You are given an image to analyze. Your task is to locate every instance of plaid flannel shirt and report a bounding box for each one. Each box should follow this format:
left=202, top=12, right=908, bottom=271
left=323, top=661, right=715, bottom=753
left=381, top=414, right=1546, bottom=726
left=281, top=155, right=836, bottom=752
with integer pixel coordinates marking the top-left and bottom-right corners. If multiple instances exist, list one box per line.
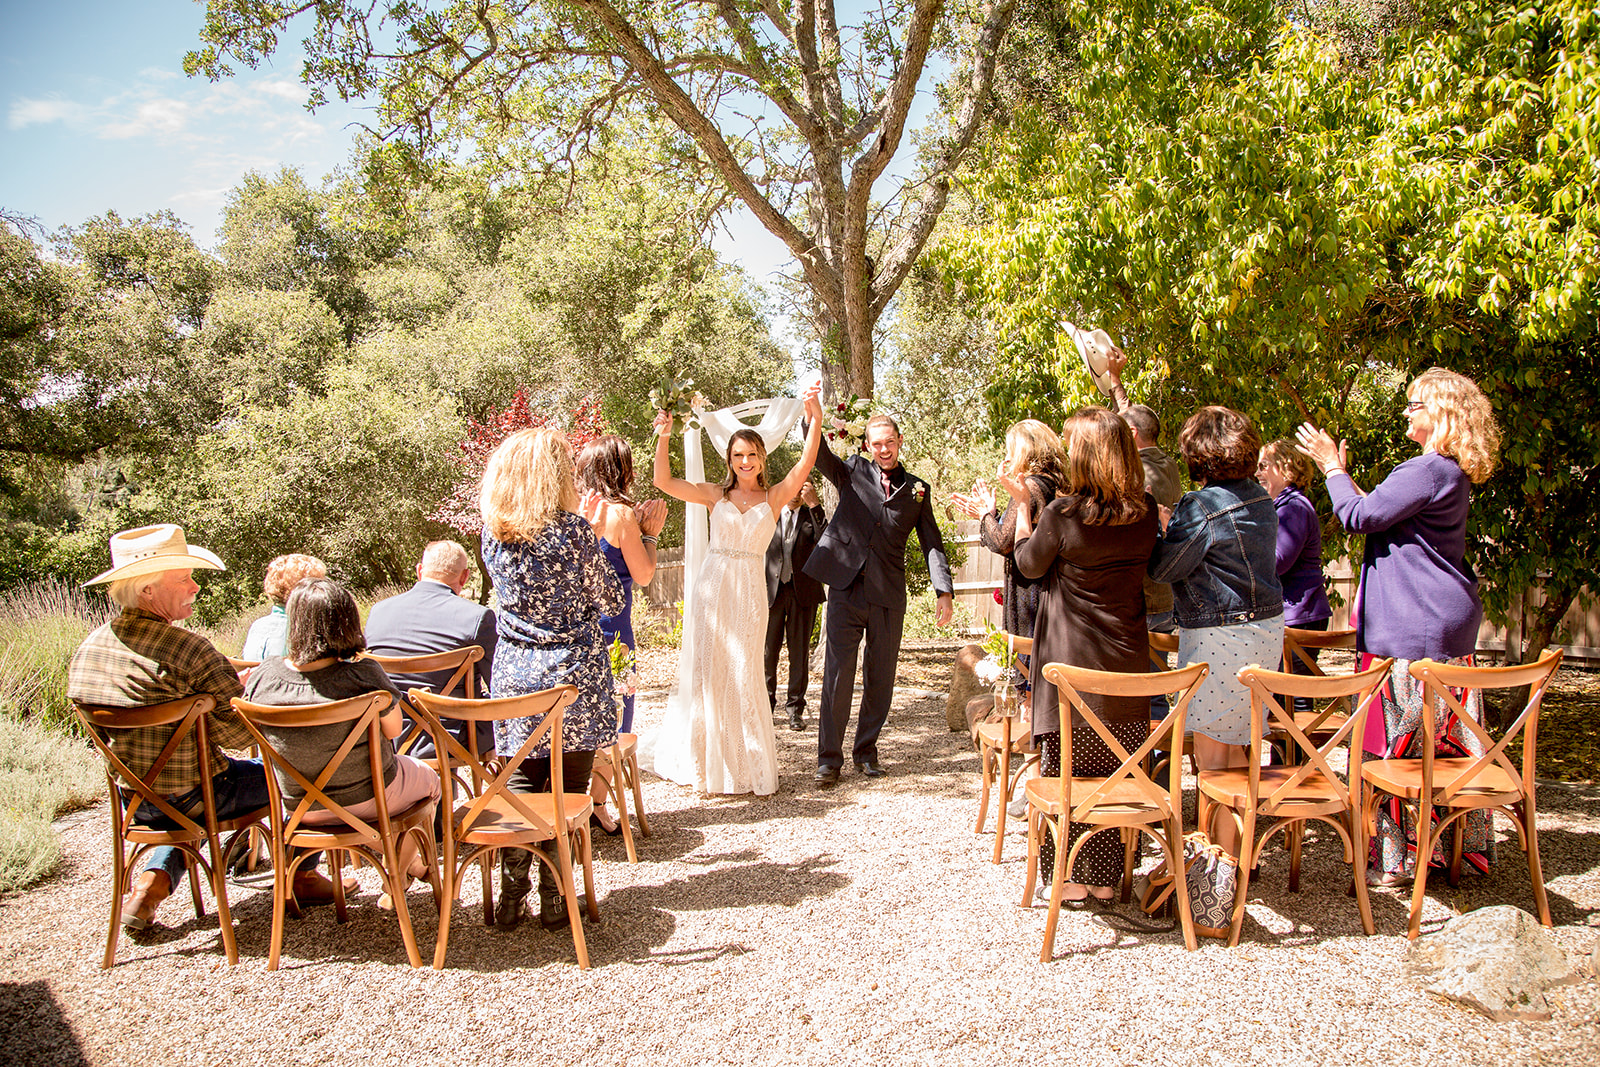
left=68, top=608, right=248, bottom=794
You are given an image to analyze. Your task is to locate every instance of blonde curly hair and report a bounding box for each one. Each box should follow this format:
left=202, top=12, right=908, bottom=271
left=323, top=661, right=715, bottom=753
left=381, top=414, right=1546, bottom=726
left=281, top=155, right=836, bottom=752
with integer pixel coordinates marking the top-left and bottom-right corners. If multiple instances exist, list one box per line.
left=479, top=426, right=578, bottom=543
left=1410, top=368, right=1499, bottom=484
left=262, top=554, right=327, bottom=605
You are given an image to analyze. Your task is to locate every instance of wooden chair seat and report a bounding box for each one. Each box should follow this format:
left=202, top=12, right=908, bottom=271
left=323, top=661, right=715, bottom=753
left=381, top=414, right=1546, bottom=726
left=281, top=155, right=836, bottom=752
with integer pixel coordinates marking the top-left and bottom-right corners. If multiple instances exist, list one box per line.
left=1024, top=775, right=1164, bottom=817
left=1198, top=767, right=1349, bottom=814
left=281, top=797, right=438, bottom=850
left=448, top=791, right=592, bottom=845
left=1360, top=757, right=1522, bottom=803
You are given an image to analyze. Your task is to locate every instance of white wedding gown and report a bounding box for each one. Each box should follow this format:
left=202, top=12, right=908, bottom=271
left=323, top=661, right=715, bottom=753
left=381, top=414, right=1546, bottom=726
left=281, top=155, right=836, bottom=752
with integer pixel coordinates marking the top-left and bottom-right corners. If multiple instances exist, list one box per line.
left=646, top=499, right=780, bottom=795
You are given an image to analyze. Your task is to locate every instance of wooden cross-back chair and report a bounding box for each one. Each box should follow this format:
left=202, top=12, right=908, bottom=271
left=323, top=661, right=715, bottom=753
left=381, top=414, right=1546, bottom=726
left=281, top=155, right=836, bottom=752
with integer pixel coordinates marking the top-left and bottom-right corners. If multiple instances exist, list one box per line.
left=1360, top=649, right=1563, bottom=939
left=1273, top=628, right=1359, bottom=761
left=973, top=634, right=1035, bottom=863
left=1197, top=659, right=1393, bottom=946
left=1144, top=630, right=1195, bottom=780
left=74, top=695, right=268, bottom=969
left=230, top=692, right=442, bottom=970
left=362, top=646, right=485, bottom=756
left=405, top=685, right=598, bottom=970
left=1025, top=661, right=1210, bottom=960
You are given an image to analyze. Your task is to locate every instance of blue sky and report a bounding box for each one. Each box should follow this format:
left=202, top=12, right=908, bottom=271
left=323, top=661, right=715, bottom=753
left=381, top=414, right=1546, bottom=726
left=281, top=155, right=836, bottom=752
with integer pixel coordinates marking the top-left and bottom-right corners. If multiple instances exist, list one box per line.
left=1, top=0, right=371, bottom=248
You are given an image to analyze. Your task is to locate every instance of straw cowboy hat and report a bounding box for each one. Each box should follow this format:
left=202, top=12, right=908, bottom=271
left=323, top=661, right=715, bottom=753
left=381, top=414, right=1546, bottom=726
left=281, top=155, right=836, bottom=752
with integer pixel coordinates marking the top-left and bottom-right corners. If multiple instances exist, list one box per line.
left=1061, top=320, right=1122, bottom=397
left=84, top=524, right=226, bottom=586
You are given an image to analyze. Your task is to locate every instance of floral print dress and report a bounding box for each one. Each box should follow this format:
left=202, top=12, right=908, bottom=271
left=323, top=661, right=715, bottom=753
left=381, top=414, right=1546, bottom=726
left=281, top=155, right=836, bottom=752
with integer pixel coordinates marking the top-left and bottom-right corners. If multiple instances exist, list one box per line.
left=482, top=512, right=623, bottom=760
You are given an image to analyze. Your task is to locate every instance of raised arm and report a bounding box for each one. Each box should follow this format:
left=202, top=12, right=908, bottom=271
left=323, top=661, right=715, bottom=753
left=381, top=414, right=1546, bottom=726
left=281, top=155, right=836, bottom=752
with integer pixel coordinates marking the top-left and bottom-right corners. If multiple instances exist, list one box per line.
left=652, top=411, right=721, bottom=508
left=768, top=386, right=824, bottom=510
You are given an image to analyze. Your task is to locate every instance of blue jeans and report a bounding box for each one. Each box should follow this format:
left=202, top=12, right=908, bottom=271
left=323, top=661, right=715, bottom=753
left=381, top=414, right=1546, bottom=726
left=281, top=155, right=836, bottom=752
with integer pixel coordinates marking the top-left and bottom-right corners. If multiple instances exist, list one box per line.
left=1146, top=611, right=1175, bottom=719
left=130, top=755, right=280, bottom=888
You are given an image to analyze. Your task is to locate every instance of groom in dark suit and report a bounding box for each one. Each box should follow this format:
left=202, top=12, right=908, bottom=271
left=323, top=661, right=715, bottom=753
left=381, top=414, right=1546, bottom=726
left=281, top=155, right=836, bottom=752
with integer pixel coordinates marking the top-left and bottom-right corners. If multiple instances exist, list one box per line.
left=805, top=414, right=953, bottom=785
left=765, top=479, right=828, bottom=732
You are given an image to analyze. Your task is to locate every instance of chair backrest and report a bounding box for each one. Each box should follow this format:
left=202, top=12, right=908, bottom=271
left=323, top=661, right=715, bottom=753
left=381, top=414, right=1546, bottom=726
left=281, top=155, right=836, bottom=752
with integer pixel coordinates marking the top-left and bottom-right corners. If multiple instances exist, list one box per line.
left=226, top=656, right=260, bottom=672
left=1003, top=633, right=1034, bottom=658
left=363, top=645, right=483, bottom=700
left=1407, top=649, right=1564, bottom=802
left=1039, top=661, right=1208, bottom=825
left=1237, top=658, right=1394, bottom=809
left=1281, top=627, right=1356, bottom=675
left=404, top=686, right=581, bottom=841
left=1148, top=630, right=1179, bottom=657
left=231, top=692, right=397, bottom=844
left=74, top=695, right=223, bottom=840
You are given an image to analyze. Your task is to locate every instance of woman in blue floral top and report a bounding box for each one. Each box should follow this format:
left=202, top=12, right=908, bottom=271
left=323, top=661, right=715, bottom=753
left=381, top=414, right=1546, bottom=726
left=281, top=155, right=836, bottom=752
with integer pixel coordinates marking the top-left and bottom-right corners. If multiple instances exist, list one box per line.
left=479, top=425, right=623, bottom=932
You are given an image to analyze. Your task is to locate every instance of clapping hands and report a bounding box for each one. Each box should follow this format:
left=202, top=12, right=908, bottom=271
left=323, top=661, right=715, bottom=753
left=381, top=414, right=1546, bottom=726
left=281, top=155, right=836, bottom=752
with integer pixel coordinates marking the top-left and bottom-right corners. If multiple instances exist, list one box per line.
left=634, top=498, right=667, bottom=536
left=1294, top=422, right=1347, bottom=475
left=950, top=479, right=997, bottom=520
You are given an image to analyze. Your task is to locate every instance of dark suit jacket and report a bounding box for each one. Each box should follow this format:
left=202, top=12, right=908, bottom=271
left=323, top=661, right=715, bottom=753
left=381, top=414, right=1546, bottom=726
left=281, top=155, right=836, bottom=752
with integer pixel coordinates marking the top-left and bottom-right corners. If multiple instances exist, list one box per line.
left=364, top=580, right=497, bottom=699
left=766, top=503, right=828, bottom=608
left=803, top=441, right=953, bottom=611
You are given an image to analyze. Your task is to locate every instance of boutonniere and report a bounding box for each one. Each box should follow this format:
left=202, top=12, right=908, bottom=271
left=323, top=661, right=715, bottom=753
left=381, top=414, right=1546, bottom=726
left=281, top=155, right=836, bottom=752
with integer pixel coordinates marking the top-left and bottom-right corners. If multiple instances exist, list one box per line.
left=913, top=482, right=927, bottom=503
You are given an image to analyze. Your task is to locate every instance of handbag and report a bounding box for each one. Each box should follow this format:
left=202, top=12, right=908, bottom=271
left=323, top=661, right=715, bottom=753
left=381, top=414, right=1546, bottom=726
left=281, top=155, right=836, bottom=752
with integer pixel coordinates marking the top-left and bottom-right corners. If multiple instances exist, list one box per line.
left=1181, top=831, right=1239, bottom=939
left=1135, top=831, right=1238, bottom=939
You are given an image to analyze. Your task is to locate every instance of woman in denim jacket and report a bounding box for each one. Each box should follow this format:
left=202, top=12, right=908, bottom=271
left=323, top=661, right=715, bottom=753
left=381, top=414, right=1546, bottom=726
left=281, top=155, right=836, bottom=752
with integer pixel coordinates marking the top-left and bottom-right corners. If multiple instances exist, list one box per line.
left=1150, top=407, right=1284, bottom=855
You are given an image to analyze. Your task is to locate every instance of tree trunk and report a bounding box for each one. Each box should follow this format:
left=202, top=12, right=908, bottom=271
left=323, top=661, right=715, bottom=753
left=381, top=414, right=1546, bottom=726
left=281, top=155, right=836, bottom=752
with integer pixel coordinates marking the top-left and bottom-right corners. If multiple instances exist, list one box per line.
left=1487, top=585, right=1574, bottom=733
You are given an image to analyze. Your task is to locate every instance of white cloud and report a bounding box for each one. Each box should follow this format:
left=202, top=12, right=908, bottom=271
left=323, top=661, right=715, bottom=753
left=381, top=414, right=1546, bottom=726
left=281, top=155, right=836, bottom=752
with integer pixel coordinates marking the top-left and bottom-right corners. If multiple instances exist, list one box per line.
left=7, top=97, right=87, bottom=129
left=101, top=98, right=192, bottom=139
left=255, top=78, right=307, bottom=102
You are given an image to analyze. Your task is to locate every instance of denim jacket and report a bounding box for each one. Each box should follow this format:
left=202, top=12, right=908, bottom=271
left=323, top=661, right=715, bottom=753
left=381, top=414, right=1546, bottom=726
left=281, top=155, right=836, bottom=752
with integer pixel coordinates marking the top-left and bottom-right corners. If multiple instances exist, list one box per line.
left=1149, top=478, right=1284, bottom=629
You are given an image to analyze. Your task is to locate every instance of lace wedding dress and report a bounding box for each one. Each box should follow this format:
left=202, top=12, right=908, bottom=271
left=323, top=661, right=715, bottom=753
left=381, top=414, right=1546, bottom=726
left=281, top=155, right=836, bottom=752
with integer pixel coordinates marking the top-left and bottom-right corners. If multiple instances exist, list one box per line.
left=645, top=498, right=780, bottom=795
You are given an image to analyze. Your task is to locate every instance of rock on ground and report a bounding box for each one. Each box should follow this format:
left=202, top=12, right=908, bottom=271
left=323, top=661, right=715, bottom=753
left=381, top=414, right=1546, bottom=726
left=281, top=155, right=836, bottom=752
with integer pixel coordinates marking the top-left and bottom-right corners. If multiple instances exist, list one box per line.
left=1404, top=905, right=1582, bottom=1020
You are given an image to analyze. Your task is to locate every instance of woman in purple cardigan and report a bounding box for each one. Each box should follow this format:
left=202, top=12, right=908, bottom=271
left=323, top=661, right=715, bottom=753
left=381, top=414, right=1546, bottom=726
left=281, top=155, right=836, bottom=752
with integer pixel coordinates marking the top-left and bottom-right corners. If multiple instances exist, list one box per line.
left=1258, top=440, right=1331, bottom=713
left=1296, top=367, right=1500, bottom=885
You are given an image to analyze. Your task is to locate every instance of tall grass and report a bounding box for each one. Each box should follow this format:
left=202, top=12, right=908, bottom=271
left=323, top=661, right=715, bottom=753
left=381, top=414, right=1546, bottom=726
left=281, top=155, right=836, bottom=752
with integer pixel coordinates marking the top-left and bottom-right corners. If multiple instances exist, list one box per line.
left=0, top=716, right=103, bottom=893
left=0, top=580, right=116, bottom=734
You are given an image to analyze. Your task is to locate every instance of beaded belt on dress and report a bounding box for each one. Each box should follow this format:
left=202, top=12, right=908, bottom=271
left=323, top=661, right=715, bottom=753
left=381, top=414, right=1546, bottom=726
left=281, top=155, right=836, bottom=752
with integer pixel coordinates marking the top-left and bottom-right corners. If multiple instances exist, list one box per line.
left=708, top=547, right=760, bottom=560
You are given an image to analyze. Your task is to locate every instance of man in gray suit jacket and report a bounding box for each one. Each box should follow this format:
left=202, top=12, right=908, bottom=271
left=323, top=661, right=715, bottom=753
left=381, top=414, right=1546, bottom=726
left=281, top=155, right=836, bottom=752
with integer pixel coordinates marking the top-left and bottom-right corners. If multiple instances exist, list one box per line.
left=365, top=540, right=497, bottom=755
left=805, top=414, right=953, bottom=785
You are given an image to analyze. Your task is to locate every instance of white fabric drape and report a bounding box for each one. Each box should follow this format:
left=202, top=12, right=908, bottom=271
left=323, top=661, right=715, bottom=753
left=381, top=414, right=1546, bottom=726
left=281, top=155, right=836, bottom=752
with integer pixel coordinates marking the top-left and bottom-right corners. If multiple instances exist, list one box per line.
left=678, top=396, right=806, bottom=626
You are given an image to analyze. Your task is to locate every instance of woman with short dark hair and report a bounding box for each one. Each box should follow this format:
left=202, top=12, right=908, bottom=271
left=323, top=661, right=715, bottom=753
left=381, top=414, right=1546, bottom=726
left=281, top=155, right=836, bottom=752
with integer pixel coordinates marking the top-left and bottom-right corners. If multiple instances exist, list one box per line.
left=1150, top=406, right=1284, bottom=856
left=243, top=578, right=441, bottom=907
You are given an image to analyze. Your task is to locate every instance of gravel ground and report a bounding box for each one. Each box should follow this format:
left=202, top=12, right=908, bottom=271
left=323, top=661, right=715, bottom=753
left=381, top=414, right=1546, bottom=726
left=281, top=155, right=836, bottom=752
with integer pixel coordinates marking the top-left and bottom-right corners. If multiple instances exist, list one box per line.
left=3, top=647, right=1598, bottom=1067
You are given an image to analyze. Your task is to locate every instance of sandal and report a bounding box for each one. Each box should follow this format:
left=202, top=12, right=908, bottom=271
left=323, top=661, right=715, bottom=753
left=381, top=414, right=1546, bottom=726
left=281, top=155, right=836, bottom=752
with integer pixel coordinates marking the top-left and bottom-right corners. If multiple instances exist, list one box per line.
left=590, top=811, right=623, bottom=838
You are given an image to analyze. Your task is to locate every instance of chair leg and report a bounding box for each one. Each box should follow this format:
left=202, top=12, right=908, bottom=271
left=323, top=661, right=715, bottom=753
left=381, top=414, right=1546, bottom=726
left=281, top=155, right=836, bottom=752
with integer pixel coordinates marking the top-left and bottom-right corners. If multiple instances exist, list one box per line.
left=1167, top=822, right=1198, bottom=951
left=1522, top=801, right=1554, bottom=927
left=626, top=753, right=651, bottom=837
left=975, top=744, right=995, bottom=835
left=1019, top=808, right=1041, bottom=907
left=268, top=839, right=290, bottom=972
left=610, top=748, right=639, bottom=864
left=1039, top=818, right=1069, bottom=963
left=433, top=856, right=462, bottom=970
left=482, top=849, right=495, bottom=927
left=186, top=851, right=205, bottom=917
left=102, top=840, right=129, bottom=970
left=1347, top=809, right=1376, bottom=936
left=992, top=744, right=1013, bottom=863
left=1447, top=809, right=1464, bottom=887
left=207, top=836, right=241, bottom=966
left=1228, top=811, right=1257, bottom=948
left=1407, top=801, right=1432, bottom=940
left=1120, top=829, right=1136, bottom=904
left=1288, top=821, right=1303, bottom=893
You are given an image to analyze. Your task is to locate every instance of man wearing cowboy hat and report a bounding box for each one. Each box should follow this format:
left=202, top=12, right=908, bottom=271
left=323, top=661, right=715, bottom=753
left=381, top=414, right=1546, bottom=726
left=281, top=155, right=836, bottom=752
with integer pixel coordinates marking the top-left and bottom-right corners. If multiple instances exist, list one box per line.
left=68, top=524, right=349, bottom=930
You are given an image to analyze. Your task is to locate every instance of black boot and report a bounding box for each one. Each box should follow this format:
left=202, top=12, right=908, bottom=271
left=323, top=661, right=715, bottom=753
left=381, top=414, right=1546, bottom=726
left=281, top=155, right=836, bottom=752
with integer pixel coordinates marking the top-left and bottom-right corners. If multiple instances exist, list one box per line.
left=538, top=852, right=572, bottom=930
left=495, top=849, right=532, bottom=930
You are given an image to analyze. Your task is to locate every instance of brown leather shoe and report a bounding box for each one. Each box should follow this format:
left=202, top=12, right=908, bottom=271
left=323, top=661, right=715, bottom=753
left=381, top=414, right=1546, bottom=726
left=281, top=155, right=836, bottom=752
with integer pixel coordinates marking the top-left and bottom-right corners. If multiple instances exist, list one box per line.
left=122, top=870, right=173, bottom=930
left=291, top=870, right=360, bottom=907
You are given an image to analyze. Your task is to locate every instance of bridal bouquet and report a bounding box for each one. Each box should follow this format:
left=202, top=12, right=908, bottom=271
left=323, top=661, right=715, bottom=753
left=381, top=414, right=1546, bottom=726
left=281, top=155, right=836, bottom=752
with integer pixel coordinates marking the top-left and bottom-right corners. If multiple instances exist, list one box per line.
left=826, top=394, right=873, bottom=452
left=649, top=375, right=707, bottom=435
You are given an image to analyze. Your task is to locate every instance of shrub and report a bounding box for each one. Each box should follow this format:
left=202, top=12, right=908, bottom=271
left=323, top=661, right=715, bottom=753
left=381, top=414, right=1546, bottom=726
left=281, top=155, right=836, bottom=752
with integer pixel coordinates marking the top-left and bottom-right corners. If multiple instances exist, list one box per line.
left=0, top=715, right=104, bottom=894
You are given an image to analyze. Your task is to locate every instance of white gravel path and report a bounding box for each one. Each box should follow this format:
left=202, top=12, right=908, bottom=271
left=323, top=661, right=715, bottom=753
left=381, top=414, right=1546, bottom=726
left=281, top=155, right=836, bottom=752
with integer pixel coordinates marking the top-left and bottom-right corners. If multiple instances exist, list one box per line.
left=2, top=679, right=1597, bottom=1067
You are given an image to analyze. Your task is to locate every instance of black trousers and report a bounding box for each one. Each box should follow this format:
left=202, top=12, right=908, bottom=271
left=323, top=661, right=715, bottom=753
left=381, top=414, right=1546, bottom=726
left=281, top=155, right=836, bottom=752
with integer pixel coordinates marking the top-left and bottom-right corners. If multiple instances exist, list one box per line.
left=499, top=749, right=596, bottom=896
left=1286, top=616, right=1329, bottom=718
left=816, top=577, right=904, bottom=769
left=764, top=582, right=819, bottom=714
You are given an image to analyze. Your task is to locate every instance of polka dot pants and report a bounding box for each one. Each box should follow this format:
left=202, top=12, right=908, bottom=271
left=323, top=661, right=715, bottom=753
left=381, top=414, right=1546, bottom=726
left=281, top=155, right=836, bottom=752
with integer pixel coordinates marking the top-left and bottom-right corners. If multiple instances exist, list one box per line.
left=1037, top=719, right=1149, bottom=889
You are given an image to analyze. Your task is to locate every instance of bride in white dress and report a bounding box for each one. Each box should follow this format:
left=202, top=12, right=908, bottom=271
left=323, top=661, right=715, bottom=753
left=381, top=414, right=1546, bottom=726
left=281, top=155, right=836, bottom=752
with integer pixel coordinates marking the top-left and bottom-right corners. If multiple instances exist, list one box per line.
left=647, top=384, right=823, bottom=795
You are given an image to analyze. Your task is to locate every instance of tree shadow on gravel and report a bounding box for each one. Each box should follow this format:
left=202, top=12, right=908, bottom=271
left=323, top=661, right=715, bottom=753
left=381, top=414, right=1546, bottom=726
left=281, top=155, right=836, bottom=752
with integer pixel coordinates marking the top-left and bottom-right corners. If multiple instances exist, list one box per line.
left=0, top=981, right=88, bottom=1067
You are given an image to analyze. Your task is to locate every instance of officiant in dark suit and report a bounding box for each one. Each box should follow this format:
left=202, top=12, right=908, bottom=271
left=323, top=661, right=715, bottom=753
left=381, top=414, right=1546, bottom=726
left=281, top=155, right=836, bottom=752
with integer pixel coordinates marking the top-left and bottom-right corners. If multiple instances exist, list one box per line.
left=805, top=414, right=953, bottom=785
left=765, top=479, right=828, bottom=732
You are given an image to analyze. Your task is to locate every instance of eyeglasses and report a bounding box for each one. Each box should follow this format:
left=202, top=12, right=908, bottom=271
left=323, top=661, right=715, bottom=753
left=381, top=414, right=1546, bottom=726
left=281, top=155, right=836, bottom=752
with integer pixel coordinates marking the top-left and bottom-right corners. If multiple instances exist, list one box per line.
left=1403, top=400, right=1424, bottom=413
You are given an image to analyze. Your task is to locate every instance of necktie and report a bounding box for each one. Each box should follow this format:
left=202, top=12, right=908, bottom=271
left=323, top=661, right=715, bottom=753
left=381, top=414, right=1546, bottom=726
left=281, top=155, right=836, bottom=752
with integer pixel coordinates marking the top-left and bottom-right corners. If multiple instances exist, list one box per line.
left=881, top=467, right=893, bottom=500
left=779, top=510, right=795, bottom=584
